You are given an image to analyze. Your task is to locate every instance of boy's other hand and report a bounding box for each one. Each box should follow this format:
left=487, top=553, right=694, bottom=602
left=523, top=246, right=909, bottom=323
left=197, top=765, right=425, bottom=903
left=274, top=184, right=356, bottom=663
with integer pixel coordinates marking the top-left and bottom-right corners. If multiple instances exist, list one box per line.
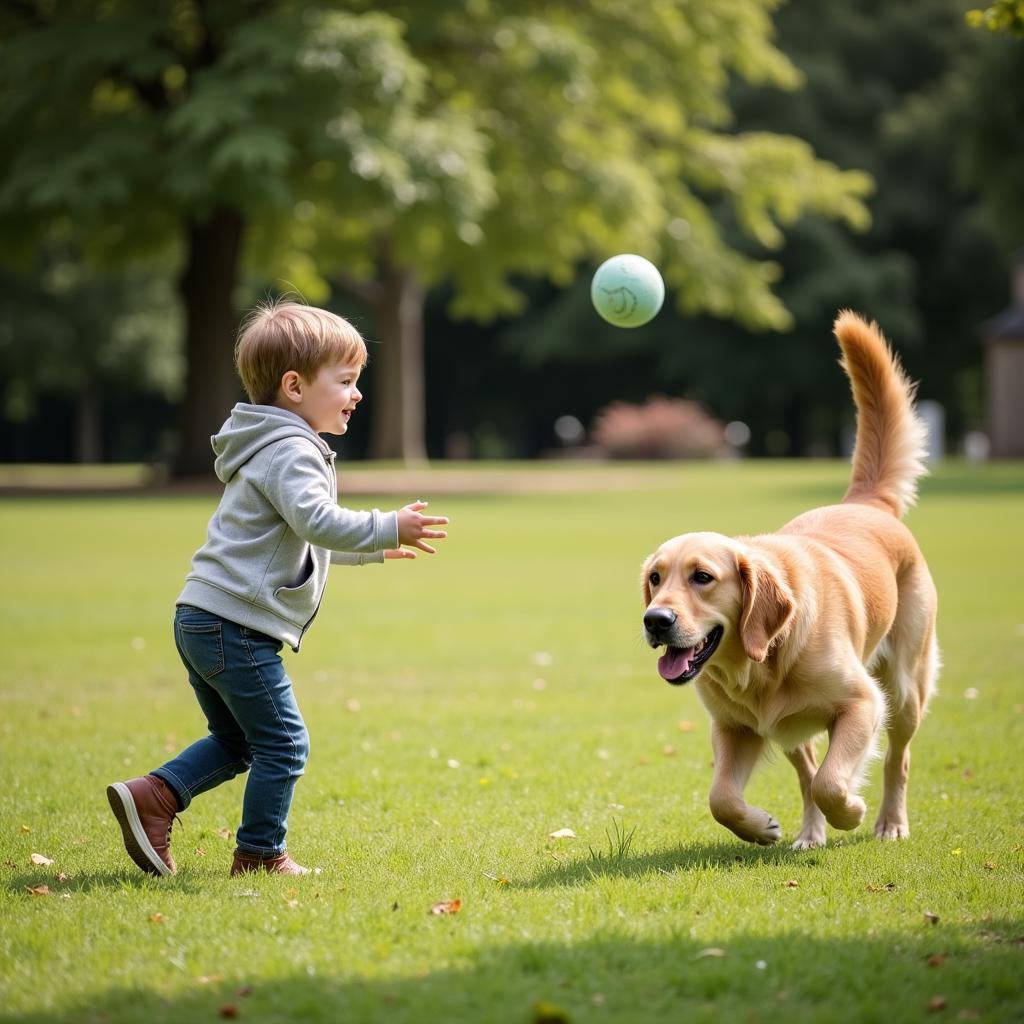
left=384, top=548, right=417, bottom=560
left=396, top=500, right=449, bottom=554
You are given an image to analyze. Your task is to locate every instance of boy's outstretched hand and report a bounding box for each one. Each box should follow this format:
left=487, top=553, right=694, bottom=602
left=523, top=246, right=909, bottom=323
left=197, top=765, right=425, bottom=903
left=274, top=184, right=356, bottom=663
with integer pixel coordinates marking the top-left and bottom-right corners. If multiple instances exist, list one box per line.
left=391, top=500, right=449, bottom=558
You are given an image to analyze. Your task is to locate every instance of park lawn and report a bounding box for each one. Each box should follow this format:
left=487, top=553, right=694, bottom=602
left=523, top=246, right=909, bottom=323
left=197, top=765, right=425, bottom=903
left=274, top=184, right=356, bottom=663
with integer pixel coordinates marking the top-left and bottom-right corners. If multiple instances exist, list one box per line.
left=1, top=460, right=1022, bottom=1024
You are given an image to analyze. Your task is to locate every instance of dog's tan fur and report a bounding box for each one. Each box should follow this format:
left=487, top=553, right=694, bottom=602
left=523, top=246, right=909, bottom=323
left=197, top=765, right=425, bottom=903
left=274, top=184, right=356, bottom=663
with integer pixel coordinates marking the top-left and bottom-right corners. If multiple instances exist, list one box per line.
left=641, top=311, right=938, bottom=848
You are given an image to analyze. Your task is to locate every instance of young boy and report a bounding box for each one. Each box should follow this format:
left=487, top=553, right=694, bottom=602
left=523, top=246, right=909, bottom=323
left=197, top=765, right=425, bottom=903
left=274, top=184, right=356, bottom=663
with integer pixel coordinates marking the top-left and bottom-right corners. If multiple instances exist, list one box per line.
left=107, top=300, right=448, bottom=877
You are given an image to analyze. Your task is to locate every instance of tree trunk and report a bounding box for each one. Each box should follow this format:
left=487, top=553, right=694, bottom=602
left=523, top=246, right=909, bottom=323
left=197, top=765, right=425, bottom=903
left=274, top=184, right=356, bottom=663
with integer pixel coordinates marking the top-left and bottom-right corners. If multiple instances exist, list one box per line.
left=175, top=208, right=245, bottom=477
left=75, top=375, right=102, bottom=464
left=368, top=252, right=428, bottom=464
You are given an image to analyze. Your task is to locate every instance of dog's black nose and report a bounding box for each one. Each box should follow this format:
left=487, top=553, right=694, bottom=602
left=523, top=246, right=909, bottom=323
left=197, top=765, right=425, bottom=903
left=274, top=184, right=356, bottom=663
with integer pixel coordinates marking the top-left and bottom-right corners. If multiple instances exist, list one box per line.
left=644, top=607, right=677, bottom=634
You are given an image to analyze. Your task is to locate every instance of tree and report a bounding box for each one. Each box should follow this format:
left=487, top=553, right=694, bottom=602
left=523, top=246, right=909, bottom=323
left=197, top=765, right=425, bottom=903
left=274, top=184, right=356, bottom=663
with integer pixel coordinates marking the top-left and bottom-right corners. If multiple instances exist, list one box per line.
left=0, top=2, right=437, bottom=472
left=269, top=0, right=872, bottom=460
left=420, top=0, right=1017, bottom=459
left=0, top=252, right=180, bottom=463
left=0, top=1, right=871, bottom=469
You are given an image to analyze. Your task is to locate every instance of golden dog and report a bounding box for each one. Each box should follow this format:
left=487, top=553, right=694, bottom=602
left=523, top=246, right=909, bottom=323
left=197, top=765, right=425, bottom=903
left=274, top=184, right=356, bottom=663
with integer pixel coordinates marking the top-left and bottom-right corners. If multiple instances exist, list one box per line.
left=641, top=311, right=938, bottom=849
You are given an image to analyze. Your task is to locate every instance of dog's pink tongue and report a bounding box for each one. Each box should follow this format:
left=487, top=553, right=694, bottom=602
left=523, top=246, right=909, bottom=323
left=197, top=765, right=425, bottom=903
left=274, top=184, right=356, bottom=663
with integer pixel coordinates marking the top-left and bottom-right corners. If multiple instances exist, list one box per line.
left=658, top=645, right=695, bottom=681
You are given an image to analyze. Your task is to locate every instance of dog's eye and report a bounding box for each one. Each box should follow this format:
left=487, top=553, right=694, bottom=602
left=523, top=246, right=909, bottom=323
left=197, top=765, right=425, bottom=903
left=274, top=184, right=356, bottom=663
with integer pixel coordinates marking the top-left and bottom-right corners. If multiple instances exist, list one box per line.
left=649, top=571, right=661, bottom=587
left=691, top=570, right=714, bottom=585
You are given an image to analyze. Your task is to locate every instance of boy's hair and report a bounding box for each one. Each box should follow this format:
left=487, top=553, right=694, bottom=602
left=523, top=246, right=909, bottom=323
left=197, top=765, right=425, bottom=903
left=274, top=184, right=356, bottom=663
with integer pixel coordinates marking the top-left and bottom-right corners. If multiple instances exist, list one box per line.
left=235, top=299, right=368, bottom=405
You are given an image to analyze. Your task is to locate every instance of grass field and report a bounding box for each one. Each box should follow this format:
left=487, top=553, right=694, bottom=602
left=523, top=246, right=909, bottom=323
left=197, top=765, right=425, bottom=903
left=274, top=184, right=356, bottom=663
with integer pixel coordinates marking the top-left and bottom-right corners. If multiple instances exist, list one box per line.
left=2, top=460, right=1022, bottom=1024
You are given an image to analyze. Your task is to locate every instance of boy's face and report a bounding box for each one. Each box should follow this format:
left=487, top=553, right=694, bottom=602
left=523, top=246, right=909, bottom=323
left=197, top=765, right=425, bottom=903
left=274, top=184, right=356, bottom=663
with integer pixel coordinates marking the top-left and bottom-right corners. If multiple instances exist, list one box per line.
left=287, top=360, right=363, bottom=435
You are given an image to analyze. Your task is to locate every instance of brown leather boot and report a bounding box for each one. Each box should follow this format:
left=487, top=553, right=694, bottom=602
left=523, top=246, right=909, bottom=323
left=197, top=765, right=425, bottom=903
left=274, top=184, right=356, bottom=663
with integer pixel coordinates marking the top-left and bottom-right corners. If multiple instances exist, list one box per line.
left=230, top=849, right=309, bottom=876
left=106, top=774, right=180, bottom=877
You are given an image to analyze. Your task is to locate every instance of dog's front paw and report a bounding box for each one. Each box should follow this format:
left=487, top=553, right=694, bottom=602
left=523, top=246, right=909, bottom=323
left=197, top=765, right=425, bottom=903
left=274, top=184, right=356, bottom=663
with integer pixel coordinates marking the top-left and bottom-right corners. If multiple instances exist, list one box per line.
left=814, top=788, right=866, bottom=831
left=744, top=809, right=782, bottom=846
left=792, top=827, right=827, bottom=850
left=874, top=816, right=909, bottom=841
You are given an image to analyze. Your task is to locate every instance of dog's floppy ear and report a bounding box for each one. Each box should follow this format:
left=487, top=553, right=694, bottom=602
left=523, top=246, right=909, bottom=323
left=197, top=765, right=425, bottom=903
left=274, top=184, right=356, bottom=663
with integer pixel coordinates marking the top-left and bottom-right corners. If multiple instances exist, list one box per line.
left=640, top=556, right=654, bottom=607
left=736, top=553, right=795, bottom=662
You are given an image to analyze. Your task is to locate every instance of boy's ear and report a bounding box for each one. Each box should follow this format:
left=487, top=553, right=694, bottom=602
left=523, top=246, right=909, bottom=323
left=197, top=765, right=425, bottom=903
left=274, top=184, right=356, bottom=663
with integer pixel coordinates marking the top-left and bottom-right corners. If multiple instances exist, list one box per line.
left=279, top=370, right=302, bottom=402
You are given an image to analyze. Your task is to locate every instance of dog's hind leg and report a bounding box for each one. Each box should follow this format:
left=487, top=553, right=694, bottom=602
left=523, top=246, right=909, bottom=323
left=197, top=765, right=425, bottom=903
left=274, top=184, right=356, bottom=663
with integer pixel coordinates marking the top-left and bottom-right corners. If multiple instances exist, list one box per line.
left=785, top=742, right=828, bottom=849
left=708, top=723, right=782, bottom=845
left=874, top=619, right=939, bottom=840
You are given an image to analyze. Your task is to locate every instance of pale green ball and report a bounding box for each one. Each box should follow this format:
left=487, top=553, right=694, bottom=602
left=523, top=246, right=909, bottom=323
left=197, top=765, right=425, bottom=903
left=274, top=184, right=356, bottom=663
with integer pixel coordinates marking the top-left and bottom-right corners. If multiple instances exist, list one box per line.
left=591, top=254, right=665, bottom=328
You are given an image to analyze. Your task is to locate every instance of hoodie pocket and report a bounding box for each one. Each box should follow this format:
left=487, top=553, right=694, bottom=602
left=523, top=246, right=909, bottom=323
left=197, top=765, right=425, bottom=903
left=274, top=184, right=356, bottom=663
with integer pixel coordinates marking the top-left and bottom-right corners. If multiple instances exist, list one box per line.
left=272, top=547, right=322, bottom=622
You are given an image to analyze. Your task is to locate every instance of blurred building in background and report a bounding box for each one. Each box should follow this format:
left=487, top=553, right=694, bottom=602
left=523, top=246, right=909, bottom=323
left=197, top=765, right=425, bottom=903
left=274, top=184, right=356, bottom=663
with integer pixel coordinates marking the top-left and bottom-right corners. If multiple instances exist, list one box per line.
left=983, top=251, right=1024, bottom=457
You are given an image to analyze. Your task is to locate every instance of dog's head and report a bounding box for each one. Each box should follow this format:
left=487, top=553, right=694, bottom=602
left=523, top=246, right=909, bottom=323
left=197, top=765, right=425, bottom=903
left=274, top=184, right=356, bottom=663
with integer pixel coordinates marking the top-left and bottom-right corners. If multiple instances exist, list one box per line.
left=640, top=532, right=795, bottom=685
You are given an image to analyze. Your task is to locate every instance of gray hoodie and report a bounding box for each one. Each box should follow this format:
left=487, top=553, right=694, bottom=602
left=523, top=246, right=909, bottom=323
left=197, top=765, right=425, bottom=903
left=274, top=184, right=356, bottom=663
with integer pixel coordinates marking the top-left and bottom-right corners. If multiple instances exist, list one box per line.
left=177, top=404, right=399, bottom=651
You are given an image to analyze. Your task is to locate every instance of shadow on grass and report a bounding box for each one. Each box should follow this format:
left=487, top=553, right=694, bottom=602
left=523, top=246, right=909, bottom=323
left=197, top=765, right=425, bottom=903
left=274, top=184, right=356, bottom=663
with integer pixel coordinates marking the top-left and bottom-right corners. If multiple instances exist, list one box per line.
left=523, top=835, right=876, bottom=888
left=8, top=870, right=212, bottom=896
left=7, top=923, right=1022, bottom=1024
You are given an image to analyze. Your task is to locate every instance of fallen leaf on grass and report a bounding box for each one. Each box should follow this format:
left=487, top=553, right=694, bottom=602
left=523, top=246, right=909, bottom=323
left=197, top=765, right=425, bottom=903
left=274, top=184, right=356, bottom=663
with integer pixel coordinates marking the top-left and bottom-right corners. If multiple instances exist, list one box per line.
left=924, top=911, right=941, bottom=925
left=926, top=995, right=947, bottom=1012
left=57, top=872, right=69, bottom=882
left=531, top=1000, right=570, bottom=1024
left=983, top=860, right=995, bottom=870
left=20, top=825, right=31, bottom=833
left=482, top=872, right=511, bottom=886
left=219, top=1004, right=239, bottom=1018
left=30, top=853, right=54, bottom=866
left=677, top=720, right=695, bottom=732
left=26, top=885, right=50, bottom=896
left=549, top=828, right=576, bottom=839
left=866, top=882, right=896, bottom=892
left=216, top=828, right=234, bottom=841
left=783, top=880, right=799, bottom=888
left=149, top=913, right=165, bottom=924
left=694, top=948, right=727, bottom=959
left=429, top=899, right=462, bottom=915
left=927, top=953, right=948, bottom=967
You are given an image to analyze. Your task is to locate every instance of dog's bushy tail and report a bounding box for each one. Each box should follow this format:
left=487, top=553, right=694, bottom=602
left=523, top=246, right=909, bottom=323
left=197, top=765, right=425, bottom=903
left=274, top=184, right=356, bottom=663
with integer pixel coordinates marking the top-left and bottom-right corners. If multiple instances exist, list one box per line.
left=834, top=310, right=928, bottom=519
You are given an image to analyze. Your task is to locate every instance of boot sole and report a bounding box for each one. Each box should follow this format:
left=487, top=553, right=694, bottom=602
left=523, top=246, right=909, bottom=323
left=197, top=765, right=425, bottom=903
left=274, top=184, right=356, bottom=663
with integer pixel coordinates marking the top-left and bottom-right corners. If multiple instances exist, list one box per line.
left=106, top=782, right=173, bottom=877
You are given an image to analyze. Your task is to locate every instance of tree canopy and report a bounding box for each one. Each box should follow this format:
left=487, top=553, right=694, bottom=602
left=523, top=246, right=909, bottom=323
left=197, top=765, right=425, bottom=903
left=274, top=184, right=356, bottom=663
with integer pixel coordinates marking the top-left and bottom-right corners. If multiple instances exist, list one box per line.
left=0, top=1, right=1016, bottom=464
left=0, top=0, right=872, bottom=467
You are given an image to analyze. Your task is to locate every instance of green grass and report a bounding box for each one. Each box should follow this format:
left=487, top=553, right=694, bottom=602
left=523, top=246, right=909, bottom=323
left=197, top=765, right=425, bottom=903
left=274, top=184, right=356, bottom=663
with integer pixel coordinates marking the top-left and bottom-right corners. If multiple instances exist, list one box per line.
left=1, top=460, right=1022, bottom=1024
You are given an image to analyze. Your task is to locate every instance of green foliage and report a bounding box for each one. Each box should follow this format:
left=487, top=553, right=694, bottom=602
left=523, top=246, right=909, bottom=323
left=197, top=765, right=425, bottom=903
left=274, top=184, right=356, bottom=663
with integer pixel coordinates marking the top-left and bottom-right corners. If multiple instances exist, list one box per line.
left=966, top=0, right=1024, bottom=34
left=0, top=3, right=433, bottom=255
left=0, top=253, right=181, bottom=422
left=279, top=0, right=872, bottom=330
left=473, top=0, right=1015, bottom=459
left=1, top=461, right=1023, bottom=1021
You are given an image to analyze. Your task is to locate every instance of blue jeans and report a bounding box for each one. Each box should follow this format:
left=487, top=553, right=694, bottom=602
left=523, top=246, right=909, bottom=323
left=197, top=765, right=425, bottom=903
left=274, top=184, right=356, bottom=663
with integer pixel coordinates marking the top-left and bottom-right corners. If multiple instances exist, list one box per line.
left=152, top=605, right=309, bottom=857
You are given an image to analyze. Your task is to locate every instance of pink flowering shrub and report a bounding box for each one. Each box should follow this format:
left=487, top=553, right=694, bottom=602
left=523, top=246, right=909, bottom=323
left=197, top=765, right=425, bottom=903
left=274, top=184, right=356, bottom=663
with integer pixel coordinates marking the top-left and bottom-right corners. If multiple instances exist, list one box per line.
left=590, top=396, right=727, bottom=459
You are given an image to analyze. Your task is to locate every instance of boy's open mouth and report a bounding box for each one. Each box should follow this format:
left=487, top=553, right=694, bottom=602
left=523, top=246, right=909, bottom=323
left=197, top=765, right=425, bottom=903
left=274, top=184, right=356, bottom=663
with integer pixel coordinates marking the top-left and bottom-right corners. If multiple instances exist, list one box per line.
left=657, top=626, right=723, bottom=685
